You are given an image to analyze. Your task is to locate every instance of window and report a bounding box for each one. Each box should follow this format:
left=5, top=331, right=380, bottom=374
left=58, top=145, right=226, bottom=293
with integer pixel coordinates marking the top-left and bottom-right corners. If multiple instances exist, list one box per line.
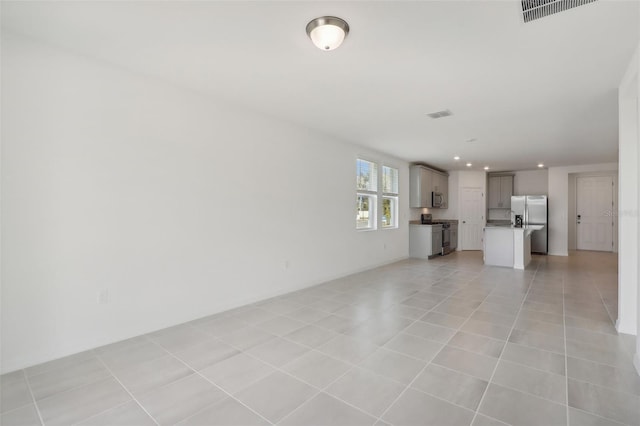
left=382, top=166, right=399, bottom=228
left=356, top=159, right=377, bottom=229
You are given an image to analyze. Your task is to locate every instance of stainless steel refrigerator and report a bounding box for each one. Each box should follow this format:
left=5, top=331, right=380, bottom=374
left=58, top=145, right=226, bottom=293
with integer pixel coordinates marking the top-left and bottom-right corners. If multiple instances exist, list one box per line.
left=511, top=195, right=548, bottom=254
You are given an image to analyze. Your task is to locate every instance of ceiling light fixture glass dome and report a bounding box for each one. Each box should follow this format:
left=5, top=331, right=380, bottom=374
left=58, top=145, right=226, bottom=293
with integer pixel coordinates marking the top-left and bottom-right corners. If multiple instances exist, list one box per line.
left=306, top=16, right=350, bottom=51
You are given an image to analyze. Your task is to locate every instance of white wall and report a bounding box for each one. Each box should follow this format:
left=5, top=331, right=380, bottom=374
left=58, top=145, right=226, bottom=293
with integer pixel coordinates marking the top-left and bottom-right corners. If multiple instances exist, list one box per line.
left=618, top=43, right=640, bottom=363
left=547, top=163, right=618, bottom=256
left=0, top=34, right=410, bottom=373
left=513, top=169, right=548, bottom=196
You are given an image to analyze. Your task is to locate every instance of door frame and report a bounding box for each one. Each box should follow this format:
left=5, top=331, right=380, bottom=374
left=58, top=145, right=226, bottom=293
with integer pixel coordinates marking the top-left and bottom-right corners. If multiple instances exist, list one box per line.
left=570, top=172, right=617, bottom=252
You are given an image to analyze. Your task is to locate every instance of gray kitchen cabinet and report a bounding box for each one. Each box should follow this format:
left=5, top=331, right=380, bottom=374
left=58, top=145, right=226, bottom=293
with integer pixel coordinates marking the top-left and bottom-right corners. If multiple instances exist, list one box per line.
left=433, top=171, right=449, bottom=208
left=410, top=165, right=433, bottom=208
left=488, top=175, right=513, bottom=209
left=409, top=224, right=442, bottom=258
left=410, top=165, right=449, bottom=208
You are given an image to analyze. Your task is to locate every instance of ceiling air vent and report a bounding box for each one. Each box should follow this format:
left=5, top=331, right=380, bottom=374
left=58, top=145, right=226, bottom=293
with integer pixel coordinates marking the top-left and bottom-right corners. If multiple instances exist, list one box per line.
left=521, top=0, right=598, bottom=23
left=426, top=110, right=453, bottom=119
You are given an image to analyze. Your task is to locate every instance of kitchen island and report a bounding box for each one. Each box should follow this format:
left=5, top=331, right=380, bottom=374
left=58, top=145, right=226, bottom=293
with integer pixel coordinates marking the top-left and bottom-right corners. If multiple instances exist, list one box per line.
left=483, top=225, right=544, bottom=269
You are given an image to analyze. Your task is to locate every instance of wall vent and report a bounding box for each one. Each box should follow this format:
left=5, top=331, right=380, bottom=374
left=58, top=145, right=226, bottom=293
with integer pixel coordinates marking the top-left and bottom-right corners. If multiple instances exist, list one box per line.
left=426, top=109, right=453, bottom=119
left=521, top=0, right=598, bottom=23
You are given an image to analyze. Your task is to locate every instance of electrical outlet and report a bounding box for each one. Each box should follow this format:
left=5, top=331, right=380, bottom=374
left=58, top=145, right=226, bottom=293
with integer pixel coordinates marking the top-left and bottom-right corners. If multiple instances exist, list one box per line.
left=97, top=289, right=109, bottom=304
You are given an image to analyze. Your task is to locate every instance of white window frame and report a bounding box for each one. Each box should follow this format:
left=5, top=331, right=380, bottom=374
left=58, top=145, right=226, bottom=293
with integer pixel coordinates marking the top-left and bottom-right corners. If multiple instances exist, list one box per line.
left=356, top=158, right=378, bottom=230
left=382, top=165, right=399, bottom=229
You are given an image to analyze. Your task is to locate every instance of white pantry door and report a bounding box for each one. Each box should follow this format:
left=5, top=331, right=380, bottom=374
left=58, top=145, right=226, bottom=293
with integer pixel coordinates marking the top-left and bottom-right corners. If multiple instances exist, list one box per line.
left=576, top=176, right=614, bottom=252
left=460, top=187, right=484, bottom=250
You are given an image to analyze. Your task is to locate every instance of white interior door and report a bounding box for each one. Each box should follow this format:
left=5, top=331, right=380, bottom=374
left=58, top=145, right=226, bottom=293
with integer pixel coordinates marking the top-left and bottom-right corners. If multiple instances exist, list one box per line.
left=576, top=176, right=614, bottom=251
left=460, top=187, right=484, bottom=250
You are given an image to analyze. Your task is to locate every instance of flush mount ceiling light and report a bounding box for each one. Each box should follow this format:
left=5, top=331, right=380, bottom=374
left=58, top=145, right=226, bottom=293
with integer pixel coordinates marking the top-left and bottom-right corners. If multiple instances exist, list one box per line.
left=484, top=166, right=490, bottom=170
left=454, top=156, right=460, bottom=160
left=466, top=163, right=472, bottom=167
left=538, top=163, right=545, bottom=168
left=306, top=16, right=350, bottom=51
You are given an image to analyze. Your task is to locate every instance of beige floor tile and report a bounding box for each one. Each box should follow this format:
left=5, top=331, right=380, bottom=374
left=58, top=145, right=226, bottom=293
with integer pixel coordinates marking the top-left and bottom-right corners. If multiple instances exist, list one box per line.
left=382, top=388, right=475, bottom=426
left=411, top=364, right=488, bottom=410
left=1, top=404, right=41, bottom=426
left=136, top=374, right=226, bottom=425
left=478, top=383, right=566, bottom=426
left=448, top=331, right=505, bottom=358
left=171, top=338, right=239, bottom=370
left=318, top=334, right=379, bottom=364
left=568, top=379, right=640, bottom=425
left=492, top=359, right=566, bottom=404
left=37, top=378, right=131, bottom=426
left=279, top=392, right=376, bottom=426
left=384, top=333, right=444, bottom=361
left=235, top=371, right=316, bottom=423
left=28, top=358, right=111, bottom=401
left=77, top=401, right=155, bottom=426
left=432, top=346, right=498, bottom=381
left=501, top=342, right=566, bottom=376
left=177, top=397, right=269, bottom=426
left=200, top=353, right=275, bottom=394
left=326, top=368, right=404, bottom=417
left=358, top=347, right=426, bottom=385
left=283, top=350, right=351, bottom=389
left=1, top=373, right=34, bottom=413
left=112, top=355, right=193, bottom=397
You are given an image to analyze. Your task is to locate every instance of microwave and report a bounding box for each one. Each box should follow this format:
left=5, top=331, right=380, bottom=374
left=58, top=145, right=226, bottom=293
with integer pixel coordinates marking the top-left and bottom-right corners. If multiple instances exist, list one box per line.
left=432, top=192, right=445, bottom=208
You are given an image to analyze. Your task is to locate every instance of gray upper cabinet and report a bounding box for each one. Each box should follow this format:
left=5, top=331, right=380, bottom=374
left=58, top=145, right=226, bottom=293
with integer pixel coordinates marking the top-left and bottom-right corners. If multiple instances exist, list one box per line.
left=410, top=165, right=448, bottom=208
left=488, top=175, right=513, bottom=209
left=410, top=166, right=432, bottom=208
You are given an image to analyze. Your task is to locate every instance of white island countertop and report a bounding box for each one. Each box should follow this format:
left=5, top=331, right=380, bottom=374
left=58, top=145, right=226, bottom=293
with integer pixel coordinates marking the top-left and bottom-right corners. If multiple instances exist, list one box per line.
left=483, top=225, right=545, bottom=269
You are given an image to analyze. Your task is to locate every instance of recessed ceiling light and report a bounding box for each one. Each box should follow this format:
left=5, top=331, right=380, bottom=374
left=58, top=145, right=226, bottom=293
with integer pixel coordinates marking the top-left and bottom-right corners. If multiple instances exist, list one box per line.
left=538, top=163, right=544, bottom=168
left=466, top=163, right=472, bottom=167
left=484, top=166, right=490, bottom=170
left=454, top=156, right=460, bottom=160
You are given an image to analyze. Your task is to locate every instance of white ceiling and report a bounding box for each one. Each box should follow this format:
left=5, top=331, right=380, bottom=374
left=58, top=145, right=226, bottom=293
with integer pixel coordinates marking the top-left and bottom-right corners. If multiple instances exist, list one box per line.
left=2, top=1, right=639, bottom=171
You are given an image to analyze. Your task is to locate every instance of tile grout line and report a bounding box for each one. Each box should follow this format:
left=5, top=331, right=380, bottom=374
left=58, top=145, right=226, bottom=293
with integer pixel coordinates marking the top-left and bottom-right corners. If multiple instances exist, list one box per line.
left=21, top=369, right=46, bottom=426
left=170, top=333, right=382, bottom=426
left=158, top=352, right=276, bottom=426
left=468, top=263, right=540, bottom=426
left=373, top=273, right=505, bottom=424
left=165, top=321, right=397, bottom=426
left=69, top=400, right=136, bottom=426
left=92, top=351, right=160, bottom=426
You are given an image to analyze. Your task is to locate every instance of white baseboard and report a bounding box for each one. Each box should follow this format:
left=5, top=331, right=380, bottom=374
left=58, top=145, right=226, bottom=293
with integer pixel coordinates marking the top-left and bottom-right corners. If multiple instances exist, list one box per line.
left=1, top=255, right=410, bottom=374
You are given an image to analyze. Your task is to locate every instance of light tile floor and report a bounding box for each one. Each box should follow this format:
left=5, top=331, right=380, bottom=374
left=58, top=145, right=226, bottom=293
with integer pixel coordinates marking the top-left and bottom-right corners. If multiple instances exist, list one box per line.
left=2, top=251, right=639, bottom=425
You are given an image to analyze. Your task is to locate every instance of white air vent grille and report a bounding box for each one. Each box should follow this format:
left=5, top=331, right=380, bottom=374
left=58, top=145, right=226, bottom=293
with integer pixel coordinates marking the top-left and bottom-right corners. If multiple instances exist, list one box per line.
left=521, top=0, right=598, bottom=23
left=426, top=110, right=453, bottom=119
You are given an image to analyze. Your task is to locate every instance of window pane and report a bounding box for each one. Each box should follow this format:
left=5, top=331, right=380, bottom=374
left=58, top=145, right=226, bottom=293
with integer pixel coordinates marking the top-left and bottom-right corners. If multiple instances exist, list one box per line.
left=357, top=159, right=378, bottom=192
left=382, top=197, right=397, bottom=228
left=357, top=195, right=375, bottom=229
left=382, top=166, right=398, bottom=194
